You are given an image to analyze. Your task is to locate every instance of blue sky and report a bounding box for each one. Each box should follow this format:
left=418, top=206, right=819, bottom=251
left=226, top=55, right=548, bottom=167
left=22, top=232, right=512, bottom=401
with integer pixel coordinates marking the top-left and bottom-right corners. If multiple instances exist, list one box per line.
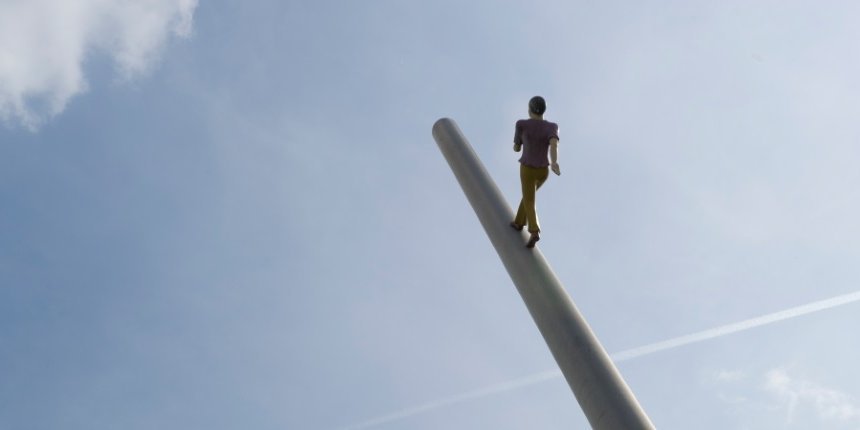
left=2, top=1, right=860, bottom=429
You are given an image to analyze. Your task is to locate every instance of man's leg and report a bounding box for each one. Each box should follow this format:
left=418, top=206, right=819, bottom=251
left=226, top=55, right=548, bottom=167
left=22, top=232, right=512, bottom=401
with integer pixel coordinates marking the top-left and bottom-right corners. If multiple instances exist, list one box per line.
left=524, top=166, right=549, bottom=233
left=534, top=170, right=548, bottom=193
left=513, top=164, right=530, bottom=228
left=524, top=167, right=549, bottom=248
left=514, top=200, right=527, bottom=228
left=522, top=166, right=539, bottom=233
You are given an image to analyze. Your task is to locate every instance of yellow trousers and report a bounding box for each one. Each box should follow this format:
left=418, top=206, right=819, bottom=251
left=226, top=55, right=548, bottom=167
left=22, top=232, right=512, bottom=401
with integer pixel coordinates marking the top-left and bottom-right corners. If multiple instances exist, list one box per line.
left=514, top=164, right=549, bottom=233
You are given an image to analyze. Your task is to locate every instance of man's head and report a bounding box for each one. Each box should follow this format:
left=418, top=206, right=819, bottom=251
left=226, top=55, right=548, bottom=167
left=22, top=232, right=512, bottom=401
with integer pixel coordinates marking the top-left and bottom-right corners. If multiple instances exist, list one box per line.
left=528, top=96, right=546, bottom=116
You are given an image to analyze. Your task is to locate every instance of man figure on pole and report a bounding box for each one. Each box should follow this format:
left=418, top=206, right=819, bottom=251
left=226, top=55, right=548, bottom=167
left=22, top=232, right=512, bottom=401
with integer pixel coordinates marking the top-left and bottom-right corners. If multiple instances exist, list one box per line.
left=510, top=96, right=561, bottom=248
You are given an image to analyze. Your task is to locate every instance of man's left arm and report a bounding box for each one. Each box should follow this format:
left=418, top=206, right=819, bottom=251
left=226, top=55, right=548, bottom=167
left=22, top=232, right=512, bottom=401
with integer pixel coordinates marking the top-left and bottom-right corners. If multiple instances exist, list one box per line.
left=550, top=138, right=560, bottom=175
left=513, top=121, right=523, bottom=152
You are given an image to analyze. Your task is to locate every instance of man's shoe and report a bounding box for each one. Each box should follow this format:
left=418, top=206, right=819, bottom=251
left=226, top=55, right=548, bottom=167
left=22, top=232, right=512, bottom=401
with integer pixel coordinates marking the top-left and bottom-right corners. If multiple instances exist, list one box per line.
left=510, top=222, right=524, bottom=231
left=526, top=232, right=540, bottom=248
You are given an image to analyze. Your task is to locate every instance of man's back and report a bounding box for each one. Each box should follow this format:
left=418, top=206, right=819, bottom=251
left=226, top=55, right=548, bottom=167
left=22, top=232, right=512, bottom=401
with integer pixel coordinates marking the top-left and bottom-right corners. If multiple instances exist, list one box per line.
left=515, top=118, right=559, bottom=168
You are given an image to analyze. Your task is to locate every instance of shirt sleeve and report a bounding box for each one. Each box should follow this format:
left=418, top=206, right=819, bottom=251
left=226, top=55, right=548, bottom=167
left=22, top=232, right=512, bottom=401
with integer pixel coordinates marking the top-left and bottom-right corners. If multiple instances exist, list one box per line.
left=513, top=120, right=523, bottom=145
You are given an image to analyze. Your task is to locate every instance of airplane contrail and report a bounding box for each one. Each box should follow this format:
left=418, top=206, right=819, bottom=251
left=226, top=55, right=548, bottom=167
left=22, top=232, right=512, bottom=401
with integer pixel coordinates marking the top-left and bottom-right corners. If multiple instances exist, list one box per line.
left=337, top=290, right=860, bottom=430
left=336, top=370, right=562, bottom=430
left=610, top=289, right=860, bottom=362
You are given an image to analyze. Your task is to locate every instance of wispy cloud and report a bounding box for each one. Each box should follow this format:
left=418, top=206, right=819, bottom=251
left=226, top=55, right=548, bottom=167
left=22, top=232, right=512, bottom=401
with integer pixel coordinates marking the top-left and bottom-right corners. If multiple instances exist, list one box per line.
left=337, top=370, right=562, bottom=430
left=337, top=290, right=860, bottom=430
left=765, top=368, right=860, bottom=425
left=713, top=369, right=747, bottom=383
left=0, top=0, right=197, bottom=130
left=610, top=290, right=860, bottom=362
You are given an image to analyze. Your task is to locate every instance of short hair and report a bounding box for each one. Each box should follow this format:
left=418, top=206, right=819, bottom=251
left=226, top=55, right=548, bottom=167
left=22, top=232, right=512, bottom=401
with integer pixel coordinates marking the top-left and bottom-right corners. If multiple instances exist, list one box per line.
left=529, top=96, right=546, bottom=115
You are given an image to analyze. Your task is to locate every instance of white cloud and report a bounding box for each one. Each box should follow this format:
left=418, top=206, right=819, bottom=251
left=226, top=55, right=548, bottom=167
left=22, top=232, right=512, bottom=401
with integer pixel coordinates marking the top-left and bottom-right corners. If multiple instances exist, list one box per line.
left=764, top=368, right=860, bottom=425
left=0, top=0, right=197, bottom=129
left=714, top=369, right=747, bottom=383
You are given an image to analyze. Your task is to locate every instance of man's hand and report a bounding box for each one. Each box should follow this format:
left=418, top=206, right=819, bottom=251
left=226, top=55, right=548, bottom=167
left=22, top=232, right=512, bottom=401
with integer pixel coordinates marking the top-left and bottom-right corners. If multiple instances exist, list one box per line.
left=551, top=162, right=561, bottom=176
left=514, top=143, right=522, bottom=152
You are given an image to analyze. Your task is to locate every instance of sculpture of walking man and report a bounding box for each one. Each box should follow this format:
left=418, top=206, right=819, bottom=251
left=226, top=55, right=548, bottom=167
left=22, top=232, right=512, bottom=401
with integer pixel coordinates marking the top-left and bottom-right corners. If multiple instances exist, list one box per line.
left=510, top=96, right=560, bottom=248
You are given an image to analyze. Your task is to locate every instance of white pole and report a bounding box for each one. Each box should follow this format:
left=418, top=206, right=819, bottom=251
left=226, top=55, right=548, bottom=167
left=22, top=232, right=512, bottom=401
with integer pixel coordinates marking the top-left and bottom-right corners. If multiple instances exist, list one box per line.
left=432, top=118, right=655, bottom=430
